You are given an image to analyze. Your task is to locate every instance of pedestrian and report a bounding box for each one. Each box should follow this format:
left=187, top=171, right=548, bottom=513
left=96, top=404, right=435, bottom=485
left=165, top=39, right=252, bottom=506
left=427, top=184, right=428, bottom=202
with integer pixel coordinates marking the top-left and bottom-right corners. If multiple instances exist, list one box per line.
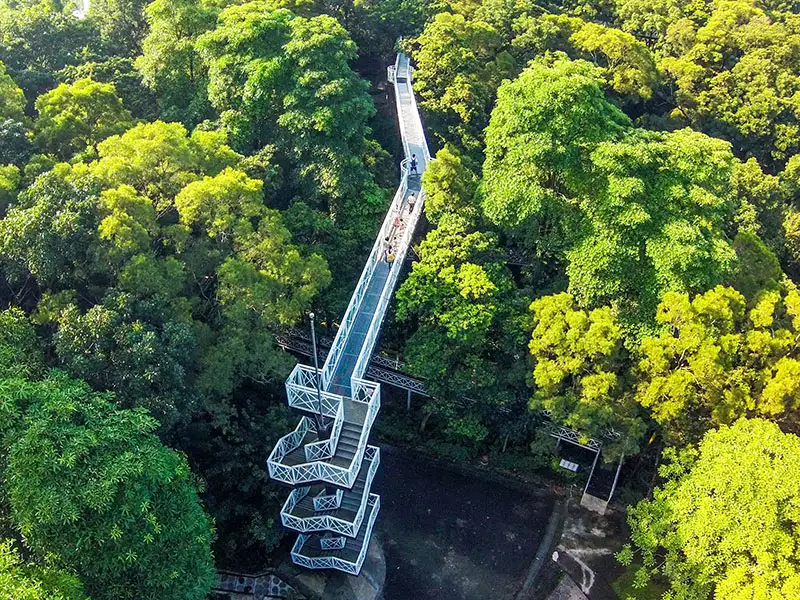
left=386, top=246, right=393, bottom=263
left=410, top=154, right=418, bottom=174
left=408, top=193, right=416, bottom=214
left=393, top=212, right=401, bottom=228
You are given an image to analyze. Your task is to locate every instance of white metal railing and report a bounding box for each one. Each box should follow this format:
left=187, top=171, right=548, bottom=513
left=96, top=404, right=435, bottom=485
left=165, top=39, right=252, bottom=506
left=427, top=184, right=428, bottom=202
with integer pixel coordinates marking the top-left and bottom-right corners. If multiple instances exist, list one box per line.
left=268, top=381, right=380, bottom=488
left=321, top=536, right=346, bottom=550
left=313, top=488, right=343, bottom=512
left=280, top=446, right=380, bottom=536
left=350, top=54, right=431, bottom=385
left=270, top=52, right=427, bottom=577
left=286, top=365, right=343, bottom=418
left=304, top=399, right=343, bottom=462
left=290, top=494, right=381, bottom=576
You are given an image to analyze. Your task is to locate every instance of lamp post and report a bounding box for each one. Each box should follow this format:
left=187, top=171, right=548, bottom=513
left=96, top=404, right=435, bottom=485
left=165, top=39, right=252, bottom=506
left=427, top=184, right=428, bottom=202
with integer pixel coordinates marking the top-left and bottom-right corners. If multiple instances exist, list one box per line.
left=309, top=312, right=330, bottom=439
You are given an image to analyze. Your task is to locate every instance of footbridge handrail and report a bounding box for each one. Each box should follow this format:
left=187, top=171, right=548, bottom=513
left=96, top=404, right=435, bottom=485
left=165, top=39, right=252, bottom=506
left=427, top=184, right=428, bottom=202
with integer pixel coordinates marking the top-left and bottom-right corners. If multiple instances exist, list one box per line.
left=269, top=52, right=429, bottom=576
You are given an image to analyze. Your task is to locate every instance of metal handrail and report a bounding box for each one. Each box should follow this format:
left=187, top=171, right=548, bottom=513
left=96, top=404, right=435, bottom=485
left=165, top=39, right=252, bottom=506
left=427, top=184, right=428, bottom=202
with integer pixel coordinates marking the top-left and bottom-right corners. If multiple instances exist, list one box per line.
left=280, top=446, right=380, bottom=536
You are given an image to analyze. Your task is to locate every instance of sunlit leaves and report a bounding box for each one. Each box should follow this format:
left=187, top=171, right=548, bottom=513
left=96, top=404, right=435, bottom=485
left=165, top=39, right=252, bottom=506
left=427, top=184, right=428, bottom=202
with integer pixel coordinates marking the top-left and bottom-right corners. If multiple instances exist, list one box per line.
left=636, top=285, right=800, bottom=443
left=34, top=78, right=134, bottom=160
left=626, top=419, right=800, bottom=599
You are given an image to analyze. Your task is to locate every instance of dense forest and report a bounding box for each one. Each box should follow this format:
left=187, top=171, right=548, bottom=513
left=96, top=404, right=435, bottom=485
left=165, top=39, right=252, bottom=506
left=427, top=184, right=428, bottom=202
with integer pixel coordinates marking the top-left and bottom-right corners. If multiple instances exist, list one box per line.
left=0, top=0, right=799, bottom=598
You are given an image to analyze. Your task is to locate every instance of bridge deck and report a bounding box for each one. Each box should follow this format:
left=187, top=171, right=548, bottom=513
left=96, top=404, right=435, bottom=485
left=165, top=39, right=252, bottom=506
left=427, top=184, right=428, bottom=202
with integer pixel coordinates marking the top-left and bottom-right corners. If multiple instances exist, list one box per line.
left=326, top=52, right=428, bottom=397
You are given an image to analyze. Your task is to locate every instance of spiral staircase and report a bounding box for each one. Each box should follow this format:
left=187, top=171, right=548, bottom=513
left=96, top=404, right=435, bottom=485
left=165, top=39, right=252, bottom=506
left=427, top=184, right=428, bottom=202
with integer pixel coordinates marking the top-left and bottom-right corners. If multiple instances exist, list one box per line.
left=267, top=53, right=430, bottom=576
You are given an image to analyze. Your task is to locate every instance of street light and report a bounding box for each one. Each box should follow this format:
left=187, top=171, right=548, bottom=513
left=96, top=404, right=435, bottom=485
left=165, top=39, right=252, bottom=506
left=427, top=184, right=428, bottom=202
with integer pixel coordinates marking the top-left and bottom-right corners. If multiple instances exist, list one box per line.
left=309, top=312, right=330, bottom=440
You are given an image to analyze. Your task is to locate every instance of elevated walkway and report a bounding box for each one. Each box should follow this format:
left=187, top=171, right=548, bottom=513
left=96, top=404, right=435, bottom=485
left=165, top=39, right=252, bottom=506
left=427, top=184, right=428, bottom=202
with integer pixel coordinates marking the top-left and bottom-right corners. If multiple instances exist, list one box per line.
left=268, top=52, right=430, bottom=576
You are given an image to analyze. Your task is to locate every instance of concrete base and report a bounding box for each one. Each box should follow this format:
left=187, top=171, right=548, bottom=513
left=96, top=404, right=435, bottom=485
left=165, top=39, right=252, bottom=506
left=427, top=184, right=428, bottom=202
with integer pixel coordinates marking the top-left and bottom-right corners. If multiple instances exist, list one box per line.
left=278, top=536, right=386, bottom=600
left=579, top=493, right=608, bottom=515
left=547, top=575, right=589, bottom=600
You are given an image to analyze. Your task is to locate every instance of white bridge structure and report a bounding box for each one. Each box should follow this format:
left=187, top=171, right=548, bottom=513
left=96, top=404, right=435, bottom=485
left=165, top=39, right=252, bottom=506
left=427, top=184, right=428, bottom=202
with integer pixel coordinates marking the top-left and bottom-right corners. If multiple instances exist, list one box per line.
left=267, top=53, right=430, bottom=576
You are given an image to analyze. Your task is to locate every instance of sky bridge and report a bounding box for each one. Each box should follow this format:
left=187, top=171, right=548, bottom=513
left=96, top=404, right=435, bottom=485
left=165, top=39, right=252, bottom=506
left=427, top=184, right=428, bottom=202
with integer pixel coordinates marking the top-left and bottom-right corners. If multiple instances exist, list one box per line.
left=267, top=52, right=430, bottom=576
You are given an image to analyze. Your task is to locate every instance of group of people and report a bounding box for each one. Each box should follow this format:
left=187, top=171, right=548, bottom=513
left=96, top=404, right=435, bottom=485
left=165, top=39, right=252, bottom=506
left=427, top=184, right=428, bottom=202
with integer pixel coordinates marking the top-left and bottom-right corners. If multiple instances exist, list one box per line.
left=383, top=154, right=420, bottom=264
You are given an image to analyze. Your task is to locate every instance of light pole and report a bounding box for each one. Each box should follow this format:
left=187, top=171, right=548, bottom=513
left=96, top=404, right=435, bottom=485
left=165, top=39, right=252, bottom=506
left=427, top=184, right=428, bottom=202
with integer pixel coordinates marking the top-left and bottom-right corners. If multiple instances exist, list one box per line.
left=309, top=312, right=330, bottom=439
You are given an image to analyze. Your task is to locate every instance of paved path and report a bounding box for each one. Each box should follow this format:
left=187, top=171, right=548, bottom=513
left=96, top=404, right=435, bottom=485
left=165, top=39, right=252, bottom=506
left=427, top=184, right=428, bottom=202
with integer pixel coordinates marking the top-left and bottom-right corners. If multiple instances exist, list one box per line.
left=375, top=450, right=556, bottom=600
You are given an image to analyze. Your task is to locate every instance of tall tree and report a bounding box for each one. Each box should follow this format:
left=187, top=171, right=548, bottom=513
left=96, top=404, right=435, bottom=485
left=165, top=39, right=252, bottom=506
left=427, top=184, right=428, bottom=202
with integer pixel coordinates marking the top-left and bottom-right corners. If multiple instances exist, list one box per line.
left=621, top=418, right=800, bottom=600
left=34, top=78, right=134, bottom=159
left=529, top=293, right=644, bottom=457
left=636, top=285, right=800, bottom=444
left=3, top=374, right=216, bottom=600
left=0, top=540, right=88, bottom=600
left=0, top=61, right=25, bottom=122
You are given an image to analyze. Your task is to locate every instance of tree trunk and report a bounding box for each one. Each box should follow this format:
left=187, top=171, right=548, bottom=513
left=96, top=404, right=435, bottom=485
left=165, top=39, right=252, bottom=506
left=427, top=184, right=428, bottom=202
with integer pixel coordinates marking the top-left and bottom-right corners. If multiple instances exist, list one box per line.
left=419, top=411, right=431, bottom=433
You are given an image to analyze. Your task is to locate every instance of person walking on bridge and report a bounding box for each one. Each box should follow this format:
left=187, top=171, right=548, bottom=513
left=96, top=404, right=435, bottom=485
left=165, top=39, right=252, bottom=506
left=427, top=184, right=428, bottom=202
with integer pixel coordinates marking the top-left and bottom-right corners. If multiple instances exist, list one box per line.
left=410, top=154, right=418, bottom=175
left=408, top=193, right=416, bottom=214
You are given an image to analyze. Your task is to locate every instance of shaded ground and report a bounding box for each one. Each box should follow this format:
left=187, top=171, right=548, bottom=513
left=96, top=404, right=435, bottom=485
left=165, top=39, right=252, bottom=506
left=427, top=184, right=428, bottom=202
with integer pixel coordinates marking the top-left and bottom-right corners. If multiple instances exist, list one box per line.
left=374, top=447, right=557, bottom=600
left=551, top=501, right=627, bottom=600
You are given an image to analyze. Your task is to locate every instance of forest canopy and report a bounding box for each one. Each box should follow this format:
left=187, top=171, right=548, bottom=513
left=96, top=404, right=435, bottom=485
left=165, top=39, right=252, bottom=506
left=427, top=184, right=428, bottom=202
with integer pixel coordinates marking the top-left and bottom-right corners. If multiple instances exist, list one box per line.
left=0, top=0, right=799, bottom=598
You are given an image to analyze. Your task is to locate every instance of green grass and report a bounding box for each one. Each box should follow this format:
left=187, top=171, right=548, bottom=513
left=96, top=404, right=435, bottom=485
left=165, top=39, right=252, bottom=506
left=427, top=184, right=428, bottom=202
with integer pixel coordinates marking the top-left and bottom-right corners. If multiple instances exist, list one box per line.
left=611, top=564, right=667, bottom=600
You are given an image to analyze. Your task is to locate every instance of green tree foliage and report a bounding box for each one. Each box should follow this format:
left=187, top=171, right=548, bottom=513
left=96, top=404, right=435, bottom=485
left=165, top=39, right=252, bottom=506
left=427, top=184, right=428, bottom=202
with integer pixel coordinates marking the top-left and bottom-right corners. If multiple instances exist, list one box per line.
left=0, top=164, right=19, bottom=213
left=616, top=0, right=800, bottom=168
left=88, top=0, right=150, bottom=57
left=197, top=5, right=376, bottom=201
left=484, top=57, right=743, bottom=329
left=34, top=78, right=134, bottom=159
left=412, top=11, right=512, bottom=155
left=0, top=1, right=100, bottom=101
left=636, top=285, right=800, bottom=444
left=0, top=307, right=43, bottom=379
left=59, top=58, right=158, bottom=121
left=136, top=0, right=220, bottom=123
left=421, top=145, right=479, bottom=225
left=622, top=419, right=800, bottom=599
left=0, top=119, right=32, bottom=166
left=529, top=293, right=644, bottom=457
left=2, top=374, right=215, bottom=600
left=90, top=121, right=240, bottom=212
left=482, top=56, right=628, bottom=258
left=0, top=61, right=24, bottom=122
left=0, top=540, right=87, bottom=600
left=396, top=213, right=527, bottom=443
left=0, top=167, right=101, bottom=290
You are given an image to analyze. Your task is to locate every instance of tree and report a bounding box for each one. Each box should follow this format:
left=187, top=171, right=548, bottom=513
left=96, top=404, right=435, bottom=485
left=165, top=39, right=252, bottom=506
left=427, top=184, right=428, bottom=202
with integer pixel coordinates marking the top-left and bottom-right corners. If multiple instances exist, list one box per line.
left=622, top=419, right=800, bottom=600
left=4, top=374, right=215, bottom=600
left=658, top=1, right=800, bottom=167
left=0, top=119, right=32, bottom=167
left=421, top=145, right=479, bottom=225
left=566, top=128, right=739, bottom=328
left=396, top=213, right=526, bottom=442
left=636, top=285, right=800, bottom=444
left=529, top=293, right=644, bottom=457
left=0, top=61, right=25, bottom=122
left=59, top=58, right=158, bottom=121
left=52, top=295, right=197, bottom=429
left=34, top=78, right=134, bottom=159
left=484, top=58, right=743, bottom=330
left=0, top=167, right=102, bottom=291
left=482, top=55, right=629, bottom=252
left=0, top=164, right=19, bottom=214
left=88, top=0, right=150, bottom=57
left=0, top=540, right=88, bottom=600
left=136, top=0, right=220, bottom=123
left=89, top=121, right=240, bottom=212
left=412, top=11, right=513, bottom=155
left=0, top=307, right=43, bottom=380
left=0, top=2, right=99, bottom=102
left=197, top=5, right=377, bottom=203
